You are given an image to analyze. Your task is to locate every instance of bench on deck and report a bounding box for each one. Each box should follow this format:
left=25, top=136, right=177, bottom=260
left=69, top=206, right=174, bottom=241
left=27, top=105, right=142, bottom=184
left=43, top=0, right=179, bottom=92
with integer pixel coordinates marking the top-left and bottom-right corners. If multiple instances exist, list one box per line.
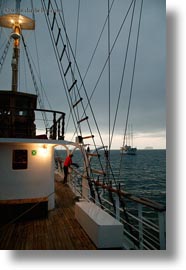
left=75, top=201, right=123, bottom=249
left=0, top=197, right=48, bottom=224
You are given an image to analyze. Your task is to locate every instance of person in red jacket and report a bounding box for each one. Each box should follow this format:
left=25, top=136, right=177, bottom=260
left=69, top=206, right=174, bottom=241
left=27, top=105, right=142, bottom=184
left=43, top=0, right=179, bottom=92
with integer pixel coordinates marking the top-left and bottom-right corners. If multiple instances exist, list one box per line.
left=63, top=153, right=73, bottom=184
left=63, top=153, right=78, bottom=184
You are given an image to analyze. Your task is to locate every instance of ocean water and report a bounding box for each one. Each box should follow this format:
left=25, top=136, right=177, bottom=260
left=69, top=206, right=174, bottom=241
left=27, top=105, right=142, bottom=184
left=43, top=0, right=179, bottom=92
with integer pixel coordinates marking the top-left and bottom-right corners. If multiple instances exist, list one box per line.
left=108, top=150, right=166, bottom=206
left=55, top=149, right=166, bottom=207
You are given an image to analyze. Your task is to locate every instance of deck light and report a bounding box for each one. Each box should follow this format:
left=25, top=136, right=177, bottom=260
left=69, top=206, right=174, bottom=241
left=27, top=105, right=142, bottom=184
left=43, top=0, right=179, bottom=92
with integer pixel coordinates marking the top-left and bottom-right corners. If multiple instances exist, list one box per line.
left=39, top=145, right=48, bottom=156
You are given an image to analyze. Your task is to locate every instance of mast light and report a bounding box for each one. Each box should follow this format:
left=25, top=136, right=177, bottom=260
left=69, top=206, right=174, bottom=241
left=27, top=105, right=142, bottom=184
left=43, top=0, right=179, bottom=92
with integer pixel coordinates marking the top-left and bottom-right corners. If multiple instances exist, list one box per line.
left=0, top=14, right=35, bottom=30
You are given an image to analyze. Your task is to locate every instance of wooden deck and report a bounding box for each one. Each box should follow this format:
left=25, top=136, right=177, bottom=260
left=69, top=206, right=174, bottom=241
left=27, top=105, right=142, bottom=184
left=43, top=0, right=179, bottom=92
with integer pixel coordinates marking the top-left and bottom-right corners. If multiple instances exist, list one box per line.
left=0, top=181, right=96, bottom=250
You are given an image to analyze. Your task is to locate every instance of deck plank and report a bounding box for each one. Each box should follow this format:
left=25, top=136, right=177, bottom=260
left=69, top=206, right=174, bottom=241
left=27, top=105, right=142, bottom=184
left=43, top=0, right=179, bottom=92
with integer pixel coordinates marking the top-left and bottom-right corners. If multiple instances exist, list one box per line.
left=0, top=181, right=96, bottom=250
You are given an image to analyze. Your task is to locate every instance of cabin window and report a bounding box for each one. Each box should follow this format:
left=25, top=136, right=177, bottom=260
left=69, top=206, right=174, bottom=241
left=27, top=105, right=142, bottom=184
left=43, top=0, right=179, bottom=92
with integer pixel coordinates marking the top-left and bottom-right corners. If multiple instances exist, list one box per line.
left=12, top=150, right=28, bottom=170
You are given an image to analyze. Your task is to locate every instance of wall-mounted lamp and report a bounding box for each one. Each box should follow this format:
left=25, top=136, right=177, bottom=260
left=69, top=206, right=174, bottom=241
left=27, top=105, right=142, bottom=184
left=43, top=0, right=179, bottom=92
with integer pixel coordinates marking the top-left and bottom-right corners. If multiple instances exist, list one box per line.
left=39, top=145, right=48, bottom=156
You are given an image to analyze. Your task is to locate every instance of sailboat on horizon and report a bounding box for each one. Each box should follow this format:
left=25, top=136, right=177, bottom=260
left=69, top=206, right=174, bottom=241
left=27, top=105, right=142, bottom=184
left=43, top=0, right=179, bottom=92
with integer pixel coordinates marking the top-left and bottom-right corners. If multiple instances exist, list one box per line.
left=120, top=124, right=137, bottom=155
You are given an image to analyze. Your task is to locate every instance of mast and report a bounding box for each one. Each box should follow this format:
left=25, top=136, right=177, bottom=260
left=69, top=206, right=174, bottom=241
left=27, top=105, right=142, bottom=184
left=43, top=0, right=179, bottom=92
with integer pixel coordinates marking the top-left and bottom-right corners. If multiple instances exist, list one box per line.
left=11, top=21, right=21, bottom=92
left=0, top=1, right=35, bottom=92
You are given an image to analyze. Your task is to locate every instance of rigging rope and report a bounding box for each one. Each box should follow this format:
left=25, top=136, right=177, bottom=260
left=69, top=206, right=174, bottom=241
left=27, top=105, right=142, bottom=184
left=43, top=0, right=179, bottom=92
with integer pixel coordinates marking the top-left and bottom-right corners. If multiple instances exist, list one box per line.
left=21, top=35, right=49, bottom=128
left=0, top=38, right=11, bottom=74
left=82, top=0, right=135, bottom=114
left=52, top=0, right=134, bottom=187
left=22, top=43, right=28, bottom=92
left=42, top=0, right=109, bottom=185
left=119, top=0, right=144, bottom=179
left=110, top=0, right=136, bottom=148
left=41, top=0, right=80, bottom=138
left=78, top=0, right=115, bottom=93
left=74, top=0, right=80, bottom=75
left=51, top=0, right=108, bottom=150
left=108, top=0, right=111, bottom=152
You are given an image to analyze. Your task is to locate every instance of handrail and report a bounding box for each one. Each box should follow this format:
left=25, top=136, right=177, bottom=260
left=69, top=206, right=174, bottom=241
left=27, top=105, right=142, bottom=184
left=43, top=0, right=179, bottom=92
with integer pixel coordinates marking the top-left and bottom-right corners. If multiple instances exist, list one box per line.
left=0, top=106, right=66, bottom=140
left=70, top=167, right=165, bottom=212
left=69, top=166, right=166, bottom=250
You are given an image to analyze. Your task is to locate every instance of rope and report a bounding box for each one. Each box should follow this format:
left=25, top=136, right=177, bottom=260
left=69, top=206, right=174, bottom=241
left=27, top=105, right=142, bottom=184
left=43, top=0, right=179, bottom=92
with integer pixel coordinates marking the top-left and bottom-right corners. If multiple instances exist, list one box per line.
left=22, top=43, right=28, bottom=92
left=108, top=0, right=111, bottom=152
left=83, top=0, right=135, bottom=113
left=51, top=0, right=108, bottom=177
left=74, top=0, right=80, bottom=75
left=21, top=35, right=49, bottom=128
left=41, top=0, right=79, bottom=137
left=119, top=0, right=144, bottom=179
left=78, top=0, right=115, bottom=93
left=0, top=38, right=11, bottom=74
left=110, top=0, right=136, bottom=148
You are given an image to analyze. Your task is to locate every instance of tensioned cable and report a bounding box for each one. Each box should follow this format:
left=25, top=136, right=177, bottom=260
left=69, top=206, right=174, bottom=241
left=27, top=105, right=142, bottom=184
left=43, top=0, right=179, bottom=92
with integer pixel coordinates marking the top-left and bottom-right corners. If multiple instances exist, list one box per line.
left=32, top=0, right=50, bottom=109
left=110, top=0, right=136, bottom=149
left=49, top=0, right=113, bottom=184
left=22, top=43, right=28, bottom=92
left=25, top=42, right=52, bottom=110
left=54, top=0, right=135, bottom=152
left=61, top=0, right=81, bottom=134
left=119, top=0, right=144, bottom=179
left=83, top=0, right=135, bottom=112
left=53, top=0, right=107, bottom=148
left=69, top=0, right=115, bottom=142
left=73, top=0, right=135, bottom=176
left=41, top=0, right=79, bottom=138
left=46, top=0, right=82, bottom=137
left=78, top=0, right=115, bottom=93
left=30, top=0, right=35, bottom=21
left=0, top=35, right=7, bottom=50
left=108, top=0, right=111, bottom=152
left=72, top=0, right=81, bottom=138
left=74, top=0, right=80, bottom=75
left=0, top=38, right=11, bottom=74
left=53, top=0, right=135, bottom=186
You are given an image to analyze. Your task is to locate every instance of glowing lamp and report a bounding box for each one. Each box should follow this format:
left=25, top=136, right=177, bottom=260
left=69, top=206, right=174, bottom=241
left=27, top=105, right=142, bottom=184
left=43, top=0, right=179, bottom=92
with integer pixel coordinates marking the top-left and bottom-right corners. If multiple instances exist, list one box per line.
left=0, top=14, right=35, bottom=30
left=39, top=145, right=48, bottom=156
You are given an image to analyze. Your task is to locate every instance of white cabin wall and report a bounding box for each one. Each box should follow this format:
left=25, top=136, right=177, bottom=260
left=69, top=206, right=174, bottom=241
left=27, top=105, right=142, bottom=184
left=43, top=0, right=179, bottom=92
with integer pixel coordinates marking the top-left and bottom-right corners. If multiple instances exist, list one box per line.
left=0, top=142, right=55, bottom=210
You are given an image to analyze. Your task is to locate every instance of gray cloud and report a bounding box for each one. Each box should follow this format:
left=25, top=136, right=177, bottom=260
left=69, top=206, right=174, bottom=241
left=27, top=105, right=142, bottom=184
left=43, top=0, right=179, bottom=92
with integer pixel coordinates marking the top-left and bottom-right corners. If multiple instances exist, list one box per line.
left=0, top=0, right=166, bottom=148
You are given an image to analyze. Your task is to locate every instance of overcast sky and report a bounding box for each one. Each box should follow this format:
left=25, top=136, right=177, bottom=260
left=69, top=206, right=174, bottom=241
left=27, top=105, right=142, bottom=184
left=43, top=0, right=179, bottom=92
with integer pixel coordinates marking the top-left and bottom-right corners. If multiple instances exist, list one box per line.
left=0, top=0, right=166, bottom=149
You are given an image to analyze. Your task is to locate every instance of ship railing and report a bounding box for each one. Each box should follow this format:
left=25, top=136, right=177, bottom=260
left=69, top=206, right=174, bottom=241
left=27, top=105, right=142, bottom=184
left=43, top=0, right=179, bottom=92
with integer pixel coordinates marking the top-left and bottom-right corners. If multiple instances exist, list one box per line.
left=69, top=167, right=166, bottom=250
left=0, top=106, right=65, bottom=140
left=35, top=108, right=65, bottom=140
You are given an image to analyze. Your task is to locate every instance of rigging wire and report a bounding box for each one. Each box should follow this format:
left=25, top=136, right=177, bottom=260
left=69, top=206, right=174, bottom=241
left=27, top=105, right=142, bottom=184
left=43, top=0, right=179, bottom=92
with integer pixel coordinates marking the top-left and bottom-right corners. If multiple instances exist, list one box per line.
left=22, top=42, right=28, bottom=92
left=32, top=0, right=51, bottom=109
left=78, top=0, right=115, bottom=93
left=108, top=0, right=111, bottom=152
left=53, top=0, right=106, bottom=146
left=59, top=1, right=73, bottom=133
left=41, top=0, right=80, bottom=137
left=74, top=0, right=80, bottom=75
left=52, top=0, right=136, bottom=187
left=118, top=0, right=144, bottom=179
left=71, top=0, right=81, bottom=140
left=0, top=37, right=11, bottom=74
left=83, top=0, right=135, bottom=113
left=21, top=35, right=49, bottom=128
left=43, top=0, right=109, bottom=184
left=24, top=41, right=52, bottom=110
left=69, top=0, right=115, bottom=143
left=54, top=0, right=135, bottom=155
left=110, top=0, right=136, bottom=148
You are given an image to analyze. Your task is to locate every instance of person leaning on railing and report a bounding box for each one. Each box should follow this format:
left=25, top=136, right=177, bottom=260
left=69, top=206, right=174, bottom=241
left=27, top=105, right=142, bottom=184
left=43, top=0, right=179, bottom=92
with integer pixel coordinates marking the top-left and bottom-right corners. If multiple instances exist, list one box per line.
left=63, top=153, right=79, bottom=184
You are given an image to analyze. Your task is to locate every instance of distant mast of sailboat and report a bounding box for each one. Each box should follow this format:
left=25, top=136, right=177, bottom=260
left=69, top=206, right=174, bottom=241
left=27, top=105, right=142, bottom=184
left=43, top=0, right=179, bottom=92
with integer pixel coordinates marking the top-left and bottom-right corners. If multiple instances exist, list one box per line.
left=121, top=124, right=137, bottom=155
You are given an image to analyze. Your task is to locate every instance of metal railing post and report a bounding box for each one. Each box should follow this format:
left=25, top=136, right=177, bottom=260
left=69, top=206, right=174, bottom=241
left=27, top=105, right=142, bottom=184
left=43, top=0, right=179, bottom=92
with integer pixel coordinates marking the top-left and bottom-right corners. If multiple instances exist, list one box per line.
left=114, top=195, right=120, bottom=220
left=138, top=204, right=143, bottom=249
left=158, top=211, right=166, bottom=249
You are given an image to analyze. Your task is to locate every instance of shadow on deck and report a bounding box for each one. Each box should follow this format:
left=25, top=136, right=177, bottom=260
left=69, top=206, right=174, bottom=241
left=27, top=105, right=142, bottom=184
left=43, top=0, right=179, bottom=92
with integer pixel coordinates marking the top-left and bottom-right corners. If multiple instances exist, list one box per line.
left=0, top=181, right=96, bottom=250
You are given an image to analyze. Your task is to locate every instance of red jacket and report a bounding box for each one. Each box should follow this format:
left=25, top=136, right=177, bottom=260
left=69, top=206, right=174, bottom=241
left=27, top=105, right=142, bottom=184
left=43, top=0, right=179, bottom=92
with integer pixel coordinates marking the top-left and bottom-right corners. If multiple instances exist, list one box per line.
left=64, top=156, right=72, bottom=167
